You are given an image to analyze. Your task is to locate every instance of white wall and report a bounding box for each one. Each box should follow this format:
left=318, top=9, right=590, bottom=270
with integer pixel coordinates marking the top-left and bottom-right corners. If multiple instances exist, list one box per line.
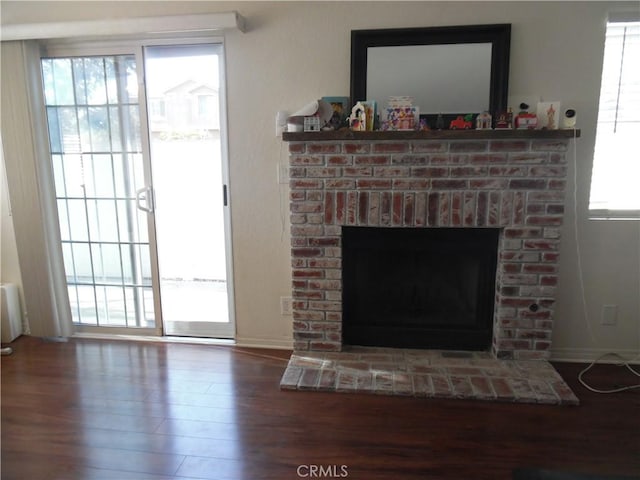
left=1, top=1, right=638, bottom=359
left=1, top=148, right=25, bottom=318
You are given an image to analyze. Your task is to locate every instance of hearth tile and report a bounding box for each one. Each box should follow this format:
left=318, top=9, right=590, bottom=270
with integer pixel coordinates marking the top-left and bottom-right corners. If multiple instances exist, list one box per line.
left=355, top=372, right=374, bottom=391
left=481, top=367, right=513, bottom=378
left=412, top=374, right=434, bottom=397
left=489, top=377, right=515, bottom=400
left=345, top=345, right=387, bottom=353
left=373, top=371, right=394, bottom=393
left=407, top=365, right=446, bottom=375
left=507, top=361, right=559, bottom=379
left=290, top=355, right=331, bottom=368
left=445, top=366, right=483, bottom=376
left=528, top=378, right=560, bottom=404
left=470, top=376, right=496, bottom=400
left=404, top=357, right=432, bottom=367
left=472, top=351, right=494, bottom=360
left=404, top=349, right=441, bottom=360
left=298, top=368, right=321, bottom=390
left=450, top=375, right=475, bottom=399
left=324, top=351, right=361, bottom=360
left=318, top=369, right=338, bottom=390
left=340, top=361, right=371, bottom=371
left=280, top=365, right=303, bottom=389
left=471, top=358, right=506, bottom=367
left=430, top=374, right=453, bottom=397
left=357, top=353, right=398, bottom=363
left=392, top=372, right=414, bottom=396
left=550, top=379, right=580, bottom=405
left=371, top=362, right=406, bottom=372
left=431, top=356, right=479, bottom=366
left=508, top=378, right=537, bottom=402
left=440, top=350, right=475, bottom=359
left=336, top=371, right=358, bottom=392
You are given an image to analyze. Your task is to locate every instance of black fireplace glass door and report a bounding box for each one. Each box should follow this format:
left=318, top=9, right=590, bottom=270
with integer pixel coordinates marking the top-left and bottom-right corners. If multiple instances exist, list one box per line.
left=342, top=227, right=499, bottom=350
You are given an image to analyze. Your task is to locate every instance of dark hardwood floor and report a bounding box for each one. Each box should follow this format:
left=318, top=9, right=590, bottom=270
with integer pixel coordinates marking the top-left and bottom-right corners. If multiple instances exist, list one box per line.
left=1, top=336, right=638, bottom=480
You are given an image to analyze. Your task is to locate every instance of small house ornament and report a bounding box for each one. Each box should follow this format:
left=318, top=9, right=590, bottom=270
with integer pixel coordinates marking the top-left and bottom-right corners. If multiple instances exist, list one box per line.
left=476, top=111, right=492, bottom=130
left=349, top=102, right=367, bottom=131
left=495, top=107, right=513, bottom=129
left=303, top=116, right=321, bottom=132
left=515, top=103, right=537, bottom=129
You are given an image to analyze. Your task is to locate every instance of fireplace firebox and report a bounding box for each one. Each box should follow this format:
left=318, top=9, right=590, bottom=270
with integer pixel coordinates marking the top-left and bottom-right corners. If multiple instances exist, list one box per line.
left=343, top=227, right=499, bottom=350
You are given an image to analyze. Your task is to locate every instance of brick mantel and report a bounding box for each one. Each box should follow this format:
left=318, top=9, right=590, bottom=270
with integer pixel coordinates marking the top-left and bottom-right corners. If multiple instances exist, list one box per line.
left=283, top=129, right=579, bottom=360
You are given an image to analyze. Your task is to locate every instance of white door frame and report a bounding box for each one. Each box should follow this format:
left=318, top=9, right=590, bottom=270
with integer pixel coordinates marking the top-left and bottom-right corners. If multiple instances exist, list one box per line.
left=40, top=36, right=236, bottom=338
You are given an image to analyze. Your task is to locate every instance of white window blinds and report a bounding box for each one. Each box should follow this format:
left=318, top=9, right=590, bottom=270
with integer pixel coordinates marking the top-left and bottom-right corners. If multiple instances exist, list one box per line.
left=589, top=17, right=640, bottom=218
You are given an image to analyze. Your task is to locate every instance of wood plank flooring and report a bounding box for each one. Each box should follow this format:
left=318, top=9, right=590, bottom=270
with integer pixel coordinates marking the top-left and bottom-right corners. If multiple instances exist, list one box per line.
left=1, top=336, right=639, bottom=480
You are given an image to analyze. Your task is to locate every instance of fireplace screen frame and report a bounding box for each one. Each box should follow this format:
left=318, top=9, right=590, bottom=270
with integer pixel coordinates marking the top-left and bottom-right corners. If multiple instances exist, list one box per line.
left=342, top=226, right=500, bottom=351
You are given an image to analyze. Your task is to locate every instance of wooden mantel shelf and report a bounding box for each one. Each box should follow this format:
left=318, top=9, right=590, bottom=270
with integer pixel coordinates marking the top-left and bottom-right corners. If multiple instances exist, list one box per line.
left=282, top=129, right=580, bottom=142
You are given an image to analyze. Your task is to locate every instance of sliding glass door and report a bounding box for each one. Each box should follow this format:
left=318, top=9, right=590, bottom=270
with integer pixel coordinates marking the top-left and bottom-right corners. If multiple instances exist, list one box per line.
left=41, top=40, right=234, bottom=338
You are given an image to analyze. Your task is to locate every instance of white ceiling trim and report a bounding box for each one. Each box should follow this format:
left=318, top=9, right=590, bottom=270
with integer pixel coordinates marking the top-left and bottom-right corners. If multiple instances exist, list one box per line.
left=0, top=12, right=246, bottom=42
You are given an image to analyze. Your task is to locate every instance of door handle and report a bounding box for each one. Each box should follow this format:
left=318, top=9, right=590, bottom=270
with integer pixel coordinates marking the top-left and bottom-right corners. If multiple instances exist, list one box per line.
left=136, top=187, right=155, bottom=213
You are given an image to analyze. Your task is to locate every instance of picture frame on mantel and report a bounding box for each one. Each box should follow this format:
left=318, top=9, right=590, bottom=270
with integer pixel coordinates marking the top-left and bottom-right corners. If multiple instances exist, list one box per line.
left=537, top=101, right=561, bottom=130
left=321, top=96, right=350, bottom=130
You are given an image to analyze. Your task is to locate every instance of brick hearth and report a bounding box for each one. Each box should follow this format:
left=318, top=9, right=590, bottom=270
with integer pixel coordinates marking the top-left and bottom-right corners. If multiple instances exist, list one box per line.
left=280, top=346, right=579, bottom=405
left=284, top=130, right=578, bottom=361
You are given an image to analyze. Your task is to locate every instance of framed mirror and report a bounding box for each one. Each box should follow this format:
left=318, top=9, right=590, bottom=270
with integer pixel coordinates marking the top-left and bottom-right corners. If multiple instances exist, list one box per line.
left=350, top=24, right=511, bottom=127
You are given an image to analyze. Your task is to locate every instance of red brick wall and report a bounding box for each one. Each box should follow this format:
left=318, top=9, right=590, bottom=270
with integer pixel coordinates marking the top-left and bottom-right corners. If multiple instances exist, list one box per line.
left=288, top=138, right=570, bottom=360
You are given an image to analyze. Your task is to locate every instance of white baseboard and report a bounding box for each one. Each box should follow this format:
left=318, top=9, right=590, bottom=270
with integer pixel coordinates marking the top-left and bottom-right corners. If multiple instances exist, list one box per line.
left=73, top=332, right=235, bottom=346
left=234, top=336, right=293, bottom=350
left=72, top=332, right=294, bottom=351
left=551, top=347, right=640, bottom=364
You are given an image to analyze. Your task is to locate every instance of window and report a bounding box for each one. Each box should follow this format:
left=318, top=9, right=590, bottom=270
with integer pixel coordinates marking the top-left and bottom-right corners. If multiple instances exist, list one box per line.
left=589, top=16, right=640, bottom=218
left=198, top=94, right=214, bottom=118
left=150, top=98, right=166, bottom=118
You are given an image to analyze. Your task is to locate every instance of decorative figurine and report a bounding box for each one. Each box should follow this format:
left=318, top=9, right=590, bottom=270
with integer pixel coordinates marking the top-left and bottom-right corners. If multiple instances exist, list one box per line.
left=349, top=102, right=367, bottom=131
left=436, top=113, right=445, bottom=130
left=515, top=103, right=537, bottom=129
left=449, top=114, right=474, bottom=129
left=536, top=101, right=560, bottom=130
left=476, top=111, right=492, bottom=130
left=495, top=107, right=513, bottom=129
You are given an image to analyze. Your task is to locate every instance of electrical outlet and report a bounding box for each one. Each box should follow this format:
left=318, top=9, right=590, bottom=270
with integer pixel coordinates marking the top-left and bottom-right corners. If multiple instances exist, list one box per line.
left=601, top=304, right=618, bottom=326
left=280, top=296, right=293, bottom=316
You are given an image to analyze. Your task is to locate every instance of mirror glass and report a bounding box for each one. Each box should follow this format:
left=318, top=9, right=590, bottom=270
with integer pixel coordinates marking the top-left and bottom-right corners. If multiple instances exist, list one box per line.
left=351, top=24, right=511, bottom=120
left=367, top=43, right=492, bottom=113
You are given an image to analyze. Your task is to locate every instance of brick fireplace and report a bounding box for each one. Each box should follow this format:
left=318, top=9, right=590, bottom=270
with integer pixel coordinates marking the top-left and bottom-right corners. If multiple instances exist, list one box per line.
left=283, top=130, right=578, bottom=360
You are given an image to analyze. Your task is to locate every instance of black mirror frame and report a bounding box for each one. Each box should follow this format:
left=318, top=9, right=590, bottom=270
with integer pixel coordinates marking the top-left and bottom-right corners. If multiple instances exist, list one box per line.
left=350, top=24, right=511, bottom=118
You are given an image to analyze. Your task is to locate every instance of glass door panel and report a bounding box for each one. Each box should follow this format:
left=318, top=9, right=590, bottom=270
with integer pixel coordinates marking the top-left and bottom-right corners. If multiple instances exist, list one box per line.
left=42, top=54, right=158, bottom=331
left=144, top=44, right=233, bottom=338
